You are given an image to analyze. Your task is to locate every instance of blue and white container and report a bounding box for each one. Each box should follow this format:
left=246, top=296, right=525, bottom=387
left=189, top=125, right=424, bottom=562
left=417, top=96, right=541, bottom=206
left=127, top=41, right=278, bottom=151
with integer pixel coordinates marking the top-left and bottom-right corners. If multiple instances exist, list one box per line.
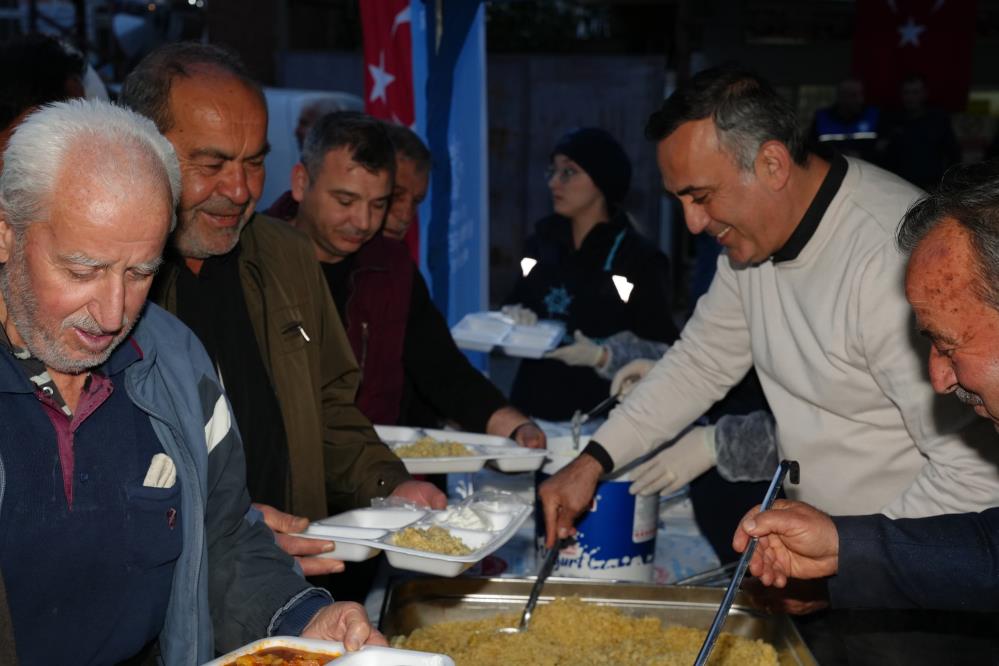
left=536, top=437, right=658, bottom=582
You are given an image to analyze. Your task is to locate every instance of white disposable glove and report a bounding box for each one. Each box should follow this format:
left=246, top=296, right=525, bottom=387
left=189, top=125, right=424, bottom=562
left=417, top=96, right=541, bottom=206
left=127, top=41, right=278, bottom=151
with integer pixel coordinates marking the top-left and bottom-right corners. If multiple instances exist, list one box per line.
left=610, top=358, right=656, bottom=397
left=628, top=426, right=717, bottom=496
left=545, top=329, right=608, bottom=368
left=501, top=304, right=539, bottom=326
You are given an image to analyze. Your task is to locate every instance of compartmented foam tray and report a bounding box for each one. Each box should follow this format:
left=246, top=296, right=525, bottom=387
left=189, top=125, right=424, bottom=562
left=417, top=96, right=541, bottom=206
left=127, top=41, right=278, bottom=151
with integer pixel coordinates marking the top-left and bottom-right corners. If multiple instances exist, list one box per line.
left=294, top=498, right=531, bottom=576
left=375, top=425, right=547, bottom=474
left=450, top=311, right=565, bottom=358
left=203, top=636, right=454, bottom=666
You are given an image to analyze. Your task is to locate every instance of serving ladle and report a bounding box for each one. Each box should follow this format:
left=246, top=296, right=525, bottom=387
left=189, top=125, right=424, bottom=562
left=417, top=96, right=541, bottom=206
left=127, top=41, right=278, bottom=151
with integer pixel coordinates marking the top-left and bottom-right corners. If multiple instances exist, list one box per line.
left=495, top=539, right=564, bottom=635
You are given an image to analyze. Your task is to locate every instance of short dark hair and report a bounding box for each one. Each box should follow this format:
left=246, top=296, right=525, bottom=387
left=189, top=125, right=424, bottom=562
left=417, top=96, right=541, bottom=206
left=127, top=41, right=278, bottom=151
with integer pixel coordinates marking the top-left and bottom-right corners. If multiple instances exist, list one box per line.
left=645, top=67, right=807, bottom=171
left=897, top=160, right=999, bottom=310
left=120, top=41, right=262, bottom=133
left=0, top=35, right=85, bottom=129
left=301, top=111, right=396, bottom=181
left=383, top=122, right=431, bottom=172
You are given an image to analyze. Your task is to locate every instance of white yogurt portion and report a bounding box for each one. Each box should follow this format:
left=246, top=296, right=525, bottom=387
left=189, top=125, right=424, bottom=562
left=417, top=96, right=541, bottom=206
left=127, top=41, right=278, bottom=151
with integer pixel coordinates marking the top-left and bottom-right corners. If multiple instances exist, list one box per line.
left=432, top=505, right=495, bottom=531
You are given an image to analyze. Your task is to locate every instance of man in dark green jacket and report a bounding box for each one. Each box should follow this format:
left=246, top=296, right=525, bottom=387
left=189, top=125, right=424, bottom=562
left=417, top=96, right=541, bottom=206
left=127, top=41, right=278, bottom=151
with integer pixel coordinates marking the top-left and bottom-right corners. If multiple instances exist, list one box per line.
left=121, top=42, right=445, bottom=576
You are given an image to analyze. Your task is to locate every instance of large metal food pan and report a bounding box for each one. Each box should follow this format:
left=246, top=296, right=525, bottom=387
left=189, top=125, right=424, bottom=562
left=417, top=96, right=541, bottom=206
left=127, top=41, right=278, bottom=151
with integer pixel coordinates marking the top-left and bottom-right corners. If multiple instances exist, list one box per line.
left=379, top=577, right=817, bottom=666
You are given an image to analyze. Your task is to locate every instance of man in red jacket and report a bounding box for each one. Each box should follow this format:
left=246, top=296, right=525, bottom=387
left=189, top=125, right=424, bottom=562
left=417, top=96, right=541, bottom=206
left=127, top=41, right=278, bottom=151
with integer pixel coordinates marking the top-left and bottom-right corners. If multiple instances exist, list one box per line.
left=280, top=111, right=544, bottom=447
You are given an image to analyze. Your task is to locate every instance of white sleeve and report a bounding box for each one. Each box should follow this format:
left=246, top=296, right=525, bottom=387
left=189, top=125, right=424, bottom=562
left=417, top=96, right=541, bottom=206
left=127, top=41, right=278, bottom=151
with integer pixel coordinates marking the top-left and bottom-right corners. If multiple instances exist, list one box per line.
left=858, top=246, right=999, bottom=518
left=593, top=253, right=755, bottom=469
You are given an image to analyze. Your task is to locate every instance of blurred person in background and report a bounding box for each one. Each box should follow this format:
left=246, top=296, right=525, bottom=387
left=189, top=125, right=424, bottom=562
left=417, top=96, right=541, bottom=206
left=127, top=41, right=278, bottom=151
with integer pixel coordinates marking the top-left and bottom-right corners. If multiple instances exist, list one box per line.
left=503, top=127, right=679, bottom=422
left=808, top=78, right=881, bottom=163
left=380, top=122, right=430, bottom=243
left=0, top=34, right=86, bottom=163
left=881, top=74, right=961, bottom=190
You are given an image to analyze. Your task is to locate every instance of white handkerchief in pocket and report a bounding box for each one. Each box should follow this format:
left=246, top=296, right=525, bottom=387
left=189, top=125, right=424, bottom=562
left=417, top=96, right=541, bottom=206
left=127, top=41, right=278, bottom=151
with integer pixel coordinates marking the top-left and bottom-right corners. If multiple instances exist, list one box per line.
left=143, top=453, right=177, bottom=489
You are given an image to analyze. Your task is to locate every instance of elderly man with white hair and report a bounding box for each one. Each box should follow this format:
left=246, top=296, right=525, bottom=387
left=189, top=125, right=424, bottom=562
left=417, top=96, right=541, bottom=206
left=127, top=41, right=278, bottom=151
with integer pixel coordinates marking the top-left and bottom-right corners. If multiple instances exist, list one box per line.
left=0, top=99, right=382, bottom=665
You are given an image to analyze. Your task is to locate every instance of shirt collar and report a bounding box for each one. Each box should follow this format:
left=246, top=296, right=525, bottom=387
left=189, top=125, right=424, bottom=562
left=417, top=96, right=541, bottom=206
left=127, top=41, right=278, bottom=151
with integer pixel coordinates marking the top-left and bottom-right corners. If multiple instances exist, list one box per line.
left=104, top=335, right=143, bottom=376
left=771, top=154, right=848, bottom=264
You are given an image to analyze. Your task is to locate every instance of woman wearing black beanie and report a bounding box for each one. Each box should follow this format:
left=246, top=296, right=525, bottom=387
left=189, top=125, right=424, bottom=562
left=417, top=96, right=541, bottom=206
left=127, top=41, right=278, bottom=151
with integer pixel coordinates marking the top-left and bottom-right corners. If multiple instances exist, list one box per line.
left=503, top=127, right=679, bottom=421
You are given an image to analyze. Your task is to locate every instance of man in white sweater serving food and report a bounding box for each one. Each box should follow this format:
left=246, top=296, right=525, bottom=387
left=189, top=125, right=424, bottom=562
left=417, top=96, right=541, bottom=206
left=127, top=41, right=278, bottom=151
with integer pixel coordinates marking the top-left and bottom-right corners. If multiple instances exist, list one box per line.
left=538, top=68, right=999, bottom=626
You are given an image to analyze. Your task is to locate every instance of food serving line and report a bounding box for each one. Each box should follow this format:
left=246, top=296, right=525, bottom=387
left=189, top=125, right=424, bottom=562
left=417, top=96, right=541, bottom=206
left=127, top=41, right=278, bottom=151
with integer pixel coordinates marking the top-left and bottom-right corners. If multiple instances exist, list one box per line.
left=210, top=417, right=817, bottom=664
left=362, top=422, right=814, bottom=664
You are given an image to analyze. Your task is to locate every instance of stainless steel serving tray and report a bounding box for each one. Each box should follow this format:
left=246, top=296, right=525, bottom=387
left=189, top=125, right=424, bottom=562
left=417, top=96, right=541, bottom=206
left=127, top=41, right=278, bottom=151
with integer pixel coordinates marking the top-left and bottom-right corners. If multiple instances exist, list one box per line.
left=379, top=577, right=817, bottom=666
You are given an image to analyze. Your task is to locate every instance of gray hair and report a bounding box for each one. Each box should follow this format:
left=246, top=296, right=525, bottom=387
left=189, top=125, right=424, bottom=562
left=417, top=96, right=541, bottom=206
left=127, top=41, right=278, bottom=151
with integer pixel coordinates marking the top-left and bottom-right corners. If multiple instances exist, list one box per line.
left=0, top=98, right=181, bottom=234
left=383, top=122, right=431, bottom=173
left=121, top=41, right=262, bottom=134
left=645, top=67, right=807, bottom=172
left=897, top=160, right=999, bottom=310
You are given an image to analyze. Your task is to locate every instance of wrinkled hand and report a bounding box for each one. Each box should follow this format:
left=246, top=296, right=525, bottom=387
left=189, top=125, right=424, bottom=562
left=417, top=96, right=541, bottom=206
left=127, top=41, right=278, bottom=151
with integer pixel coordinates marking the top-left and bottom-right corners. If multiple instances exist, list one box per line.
left=486, top=406, right=547, bottom=449
left=742, top=577, right=831, bottom=616
left=733, top=499, right=840, bottom=588
left=610, top=358, right=656, bottom=398
left=253, top=503, right=345, bottom=576
left=628, top=426, right=716, bottom=496
left=301, top=601, right=388, bottom=650
left=545, top=330, right=607, bottom=368
left=390, top=480, right=447, bottom=509
left=538, top=453, right=603, bottom=548
left=501, top=304, right=539, bottom=326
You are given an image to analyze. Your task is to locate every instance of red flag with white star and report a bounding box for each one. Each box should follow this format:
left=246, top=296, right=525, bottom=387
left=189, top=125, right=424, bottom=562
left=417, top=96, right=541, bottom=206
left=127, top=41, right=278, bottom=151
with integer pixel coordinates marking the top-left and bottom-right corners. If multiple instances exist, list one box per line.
left=852, top=0, right=977, bottom=112
left=360, top=0, right=421, bottom=259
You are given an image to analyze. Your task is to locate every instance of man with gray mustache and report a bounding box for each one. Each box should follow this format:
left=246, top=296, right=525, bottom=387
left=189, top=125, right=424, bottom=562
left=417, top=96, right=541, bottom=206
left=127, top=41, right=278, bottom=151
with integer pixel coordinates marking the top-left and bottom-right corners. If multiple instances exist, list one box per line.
left=0, top=98, right=382, bottom=666
left=734, top=161, right=999, bottom=613
left=121, top=42, right=445, bottom=579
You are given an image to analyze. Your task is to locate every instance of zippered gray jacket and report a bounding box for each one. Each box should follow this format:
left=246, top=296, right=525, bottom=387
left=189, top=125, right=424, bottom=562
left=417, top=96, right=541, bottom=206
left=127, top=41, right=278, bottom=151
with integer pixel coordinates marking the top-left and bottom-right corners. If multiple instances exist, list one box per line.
left=0, top=303, right=327, bottom=664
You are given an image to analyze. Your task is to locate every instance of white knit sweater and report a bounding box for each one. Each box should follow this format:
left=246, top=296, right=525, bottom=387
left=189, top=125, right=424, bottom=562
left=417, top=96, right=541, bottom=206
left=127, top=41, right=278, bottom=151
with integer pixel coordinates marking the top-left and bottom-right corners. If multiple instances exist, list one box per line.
left=595, top=158, right=999, bottom=518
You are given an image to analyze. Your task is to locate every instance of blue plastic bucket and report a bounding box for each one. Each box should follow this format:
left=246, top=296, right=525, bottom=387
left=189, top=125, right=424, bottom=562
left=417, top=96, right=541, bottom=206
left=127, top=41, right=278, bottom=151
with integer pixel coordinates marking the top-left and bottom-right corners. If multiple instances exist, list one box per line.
left=535, top=451, right=658, bottom=582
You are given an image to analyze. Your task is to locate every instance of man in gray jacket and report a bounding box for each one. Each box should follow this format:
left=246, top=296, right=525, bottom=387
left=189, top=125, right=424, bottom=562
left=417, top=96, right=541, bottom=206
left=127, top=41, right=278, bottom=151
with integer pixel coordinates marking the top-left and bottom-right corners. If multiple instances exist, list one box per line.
left=0, top=99, right=381, bottom=664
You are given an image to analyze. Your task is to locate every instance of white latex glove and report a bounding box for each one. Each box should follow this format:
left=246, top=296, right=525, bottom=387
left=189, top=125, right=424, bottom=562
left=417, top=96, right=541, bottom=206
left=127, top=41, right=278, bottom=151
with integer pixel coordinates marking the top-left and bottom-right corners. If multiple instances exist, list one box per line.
left=501, top=304, right=539, bottom=326
left=628, top=425, right=717, bottom=496
left=545, top=329, right=608, bottom=368
left=610, top=358, right=656, bottom=397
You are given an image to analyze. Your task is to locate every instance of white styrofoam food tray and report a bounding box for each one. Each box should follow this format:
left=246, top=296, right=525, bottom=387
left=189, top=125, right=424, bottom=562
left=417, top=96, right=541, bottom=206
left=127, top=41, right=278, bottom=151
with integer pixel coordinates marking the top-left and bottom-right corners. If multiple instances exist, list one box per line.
left=450, top=311, right=565, bottom=358
left=203, top=636, right=453, bottom=666
left=375, top=425, right=546, bottom=474
left=294, top=497, right=531, bottom=576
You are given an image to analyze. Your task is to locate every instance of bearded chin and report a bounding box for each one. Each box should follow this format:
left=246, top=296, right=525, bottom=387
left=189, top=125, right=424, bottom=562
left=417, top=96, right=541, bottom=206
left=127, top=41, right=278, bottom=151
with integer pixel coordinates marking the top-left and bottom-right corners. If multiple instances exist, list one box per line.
left=0, top=252, right=134, bottom=374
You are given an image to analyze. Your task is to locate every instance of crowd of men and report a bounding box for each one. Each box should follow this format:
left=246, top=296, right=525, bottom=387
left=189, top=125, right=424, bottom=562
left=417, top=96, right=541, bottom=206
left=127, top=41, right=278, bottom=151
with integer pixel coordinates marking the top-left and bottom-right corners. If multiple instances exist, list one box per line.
left=2, top=33, right=999, bottom=666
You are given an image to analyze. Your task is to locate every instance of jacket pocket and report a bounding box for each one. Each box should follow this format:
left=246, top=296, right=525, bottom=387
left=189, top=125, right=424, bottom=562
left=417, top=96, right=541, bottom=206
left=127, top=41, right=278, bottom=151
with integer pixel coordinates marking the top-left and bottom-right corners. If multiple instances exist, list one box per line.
left=125, top=481, right=183, bottom=570
left=274, top=305, right=310, bottom=355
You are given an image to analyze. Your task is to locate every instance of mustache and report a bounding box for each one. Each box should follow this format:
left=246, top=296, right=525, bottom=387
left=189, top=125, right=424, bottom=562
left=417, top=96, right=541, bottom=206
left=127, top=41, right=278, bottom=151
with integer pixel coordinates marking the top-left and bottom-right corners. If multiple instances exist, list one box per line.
left=955, top=386, right=984, bottom=406
left=199, top=196, right=249, bottom=217
left=61, top=312, right=127, bottom=337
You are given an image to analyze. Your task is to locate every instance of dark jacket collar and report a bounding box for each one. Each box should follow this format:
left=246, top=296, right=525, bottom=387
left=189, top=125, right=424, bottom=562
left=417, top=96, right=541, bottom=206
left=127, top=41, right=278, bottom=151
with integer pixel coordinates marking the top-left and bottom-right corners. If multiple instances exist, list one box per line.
left=536, top=210, right=629, bottom=253
left=771, top=154, right=848, bottom=264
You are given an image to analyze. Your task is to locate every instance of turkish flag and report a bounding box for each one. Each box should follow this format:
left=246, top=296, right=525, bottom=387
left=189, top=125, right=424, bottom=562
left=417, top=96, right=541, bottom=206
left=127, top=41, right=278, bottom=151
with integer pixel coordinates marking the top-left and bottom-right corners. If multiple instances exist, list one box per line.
left=852, top=0, right=977, bottom=112
left=360, top=0, right=420, bottom=260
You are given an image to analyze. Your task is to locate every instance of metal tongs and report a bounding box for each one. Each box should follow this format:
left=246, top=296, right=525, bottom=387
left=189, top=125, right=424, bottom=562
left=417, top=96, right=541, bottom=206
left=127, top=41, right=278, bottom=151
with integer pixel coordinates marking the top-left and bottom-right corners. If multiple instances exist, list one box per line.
left=693, top=459, right=800, bottom=666
left=569, top=392, right=621, bottom=449
left=495, top=538, right=565, bottom=635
